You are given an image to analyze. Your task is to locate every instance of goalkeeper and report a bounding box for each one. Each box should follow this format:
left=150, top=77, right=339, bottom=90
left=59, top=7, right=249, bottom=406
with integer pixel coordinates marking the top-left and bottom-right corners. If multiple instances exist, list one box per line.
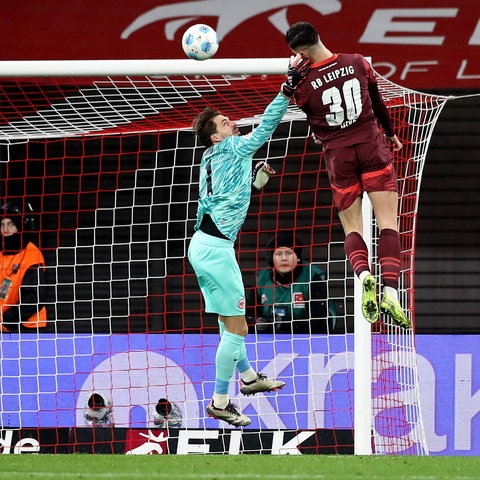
left=285, top=22, right=410, bottom=329
left=188, top=53, right=310, bottom=427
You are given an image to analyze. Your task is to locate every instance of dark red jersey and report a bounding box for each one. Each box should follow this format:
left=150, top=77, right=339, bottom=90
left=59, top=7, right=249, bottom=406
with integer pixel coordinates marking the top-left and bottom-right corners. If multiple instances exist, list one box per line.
left=294, top=53, right=394, bottom=149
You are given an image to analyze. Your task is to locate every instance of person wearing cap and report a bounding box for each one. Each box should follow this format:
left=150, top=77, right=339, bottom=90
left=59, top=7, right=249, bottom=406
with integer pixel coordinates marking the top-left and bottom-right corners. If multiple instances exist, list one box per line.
left=0, top=201, right=47, bottom=332
left=249, top=232, right=336, bottom=334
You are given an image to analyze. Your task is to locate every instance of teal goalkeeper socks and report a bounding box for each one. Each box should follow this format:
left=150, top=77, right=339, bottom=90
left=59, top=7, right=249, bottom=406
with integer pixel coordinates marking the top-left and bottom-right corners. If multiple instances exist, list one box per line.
left=214, top=331, right=245, bottom=395
left=236, top=341, right=252, bottom=374
left=217, top=317, right=251, bottom=373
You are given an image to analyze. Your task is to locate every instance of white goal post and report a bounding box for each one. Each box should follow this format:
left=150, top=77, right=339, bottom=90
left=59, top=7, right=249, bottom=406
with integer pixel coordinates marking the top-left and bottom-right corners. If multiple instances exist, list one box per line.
left=0, top=58, right=289, bottom=77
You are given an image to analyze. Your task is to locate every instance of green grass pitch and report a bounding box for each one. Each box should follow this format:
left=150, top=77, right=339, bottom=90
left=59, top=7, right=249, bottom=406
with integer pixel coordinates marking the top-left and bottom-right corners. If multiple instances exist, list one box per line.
left=1, top=455, right=479, bottom=479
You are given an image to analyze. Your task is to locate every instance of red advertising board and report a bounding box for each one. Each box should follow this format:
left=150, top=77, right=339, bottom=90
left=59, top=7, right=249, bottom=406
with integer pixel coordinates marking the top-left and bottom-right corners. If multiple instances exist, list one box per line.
left=1, top=1, right=478, bottom=89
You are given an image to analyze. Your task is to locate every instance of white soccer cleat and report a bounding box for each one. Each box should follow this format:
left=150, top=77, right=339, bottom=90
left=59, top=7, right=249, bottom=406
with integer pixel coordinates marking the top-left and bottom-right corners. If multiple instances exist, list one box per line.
left=240, top=373, right=285, bottom=396
left=206, top=400, right=251, bottom=427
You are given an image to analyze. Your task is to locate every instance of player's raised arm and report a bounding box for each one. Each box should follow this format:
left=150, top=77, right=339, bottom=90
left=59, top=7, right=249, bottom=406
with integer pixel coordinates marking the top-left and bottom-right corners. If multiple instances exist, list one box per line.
left=232, top=54, right=311, bottom=158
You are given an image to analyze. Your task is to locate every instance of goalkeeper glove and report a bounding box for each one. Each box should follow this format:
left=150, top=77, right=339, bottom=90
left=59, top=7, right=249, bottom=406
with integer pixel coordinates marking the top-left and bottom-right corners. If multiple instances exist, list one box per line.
left=281, top=53, right=311, bottom=98
left=252, top=161, right=276, bottom=190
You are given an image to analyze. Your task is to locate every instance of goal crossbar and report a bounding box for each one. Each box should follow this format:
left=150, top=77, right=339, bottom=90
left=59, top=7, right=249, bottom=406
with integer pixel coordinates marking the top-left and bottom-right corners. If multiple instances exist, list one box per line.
left=0, top=58, right=289, bottom=78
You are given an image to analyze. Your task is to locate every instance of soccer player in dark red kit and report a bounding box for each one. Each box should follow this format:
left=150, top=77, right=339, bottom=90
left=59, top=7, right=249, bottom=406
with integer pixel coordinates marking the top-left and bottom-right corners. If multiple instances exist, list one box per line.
left=285, top=21, right=410, bottom=329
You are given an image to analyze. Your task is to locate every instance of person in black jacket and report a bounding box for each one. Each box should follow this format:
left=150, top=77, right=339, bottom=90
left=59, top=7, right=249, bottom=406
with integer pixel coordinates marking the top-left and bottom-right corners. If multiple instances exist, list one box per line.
left=248, top=232, right=336, bottom=334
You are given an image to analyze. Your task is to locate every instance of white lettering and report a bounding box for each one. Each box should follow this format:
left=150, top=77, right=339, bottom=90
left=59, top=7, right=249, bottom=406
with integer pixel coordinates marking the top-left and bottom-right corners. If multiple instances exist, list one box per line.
left=374, top=59, right=480, bottom=85
left=176, top=430, right=218, bottom=454
left=322, top=66, right=355, bottom=85
left=340, top=119, right=356, bottom=129
left=457, top=59, right=480, bottom=79
left=400, top=61, right=438, bottom=80
left=469, top=19, right=480, bottom=45
left=455, top=354, right=480, bottom=450
left=359, top=8, right=458, bottom=45
left=0, top=430, right=13, bottom=454
left=271, top=431, right=315, bottom=455
left=417, top=354, right=447, bottom=453
left=372, top=62, right=397, bottom=79
left=0, top=431, right=40, bottom=455
left=13, top=438, right=40, bottom=454
left=228, top=430, right=242, bottom=455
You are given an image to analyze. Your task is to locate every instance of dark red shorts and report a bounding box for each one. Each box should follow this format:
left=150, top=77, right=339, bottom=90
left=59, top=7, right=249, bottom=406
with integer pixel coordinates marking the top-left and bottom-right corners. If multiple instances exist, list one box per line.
left=324, top=133, right=398, bottom=211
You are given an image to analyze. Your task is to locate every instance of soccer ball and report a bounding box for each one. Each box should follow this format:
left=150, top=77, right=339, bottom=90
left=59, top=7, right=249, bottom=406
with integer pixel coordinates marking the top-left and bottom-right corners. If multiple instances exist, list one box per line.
left=182, top=24, right=219, bottom=61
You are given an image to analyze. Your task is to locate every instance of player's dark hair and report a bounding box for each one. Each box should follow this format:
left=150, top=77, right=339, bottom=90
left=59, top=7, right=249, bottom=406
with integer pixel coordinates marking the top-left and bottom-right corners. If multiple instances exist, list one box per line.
left=285, top=22, right=319, bottom=50
left=192, top=106, right=221, bottom=148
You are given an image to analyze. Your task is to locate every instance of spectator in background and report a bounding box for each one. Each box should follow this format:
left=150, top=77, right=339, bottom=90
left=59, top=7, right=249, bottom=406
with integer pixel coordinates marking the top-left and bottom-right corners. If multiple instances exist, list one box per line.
left=249, top=232, right=336, bottom=334
left=0, top=201, right=47, bottom=332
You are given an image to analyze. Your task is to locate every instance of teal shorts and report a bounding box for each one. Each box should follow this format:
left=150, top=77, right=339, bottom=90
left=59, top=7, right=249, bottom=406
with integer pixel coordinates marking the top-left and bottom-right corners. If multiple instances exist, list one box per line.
left=187, top=230, right=245, bottom=316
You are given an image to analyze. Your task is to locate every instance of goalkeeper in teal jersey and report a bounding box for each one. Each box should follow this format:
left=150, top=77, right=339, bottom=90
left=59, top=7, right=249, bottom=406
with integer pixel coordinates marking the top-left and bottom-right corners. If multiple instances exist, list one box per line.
left=188, top=54, right=310, bottom=427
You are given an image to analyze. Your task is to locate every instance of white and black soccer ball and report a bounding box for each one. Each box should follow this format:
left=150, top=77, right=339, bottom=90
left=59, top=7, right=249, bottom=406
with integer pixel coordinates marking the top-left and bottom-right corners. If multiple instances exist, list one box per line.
left=182, top=24, right=219, bottom=61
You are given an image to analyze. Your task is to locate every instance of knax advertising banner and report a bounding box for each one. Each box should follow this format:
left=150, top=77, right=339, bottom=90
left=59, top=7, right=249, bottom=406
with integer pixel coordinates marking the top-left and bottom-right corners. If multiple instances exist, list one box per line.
left=0, top=334, right=479, bottom=455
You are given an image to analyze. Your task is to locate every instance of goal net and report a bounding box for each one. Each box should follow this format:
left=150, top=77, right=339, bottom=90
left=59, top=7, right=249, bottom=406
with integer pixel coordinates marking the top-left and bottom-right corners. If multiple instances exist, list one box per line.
left=0, top=59, right=448, bottom=455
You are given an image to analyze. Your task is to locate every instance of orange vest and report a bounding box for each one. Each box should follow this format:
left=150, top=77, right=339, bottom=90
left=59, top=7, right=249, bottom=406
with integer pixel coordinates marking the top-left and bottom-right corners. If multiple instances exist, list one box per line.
left=0, top=241, right=47, bottom=330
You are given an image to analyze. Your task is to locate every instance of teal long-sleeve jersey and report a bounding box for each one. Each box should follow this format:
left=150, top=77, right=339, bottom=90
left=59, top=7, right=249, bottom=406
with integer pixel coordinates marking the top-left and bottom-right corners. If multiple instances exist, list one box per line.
left=194, top=93, right=289, bottom=242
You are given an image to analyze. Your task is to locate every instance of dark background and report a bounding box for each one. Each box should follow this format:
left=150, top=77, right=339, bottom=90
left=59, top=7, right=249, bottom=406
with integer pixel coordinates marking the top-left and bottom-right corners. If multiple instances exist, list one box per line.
left=414, top=91, right=480, bottom=333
